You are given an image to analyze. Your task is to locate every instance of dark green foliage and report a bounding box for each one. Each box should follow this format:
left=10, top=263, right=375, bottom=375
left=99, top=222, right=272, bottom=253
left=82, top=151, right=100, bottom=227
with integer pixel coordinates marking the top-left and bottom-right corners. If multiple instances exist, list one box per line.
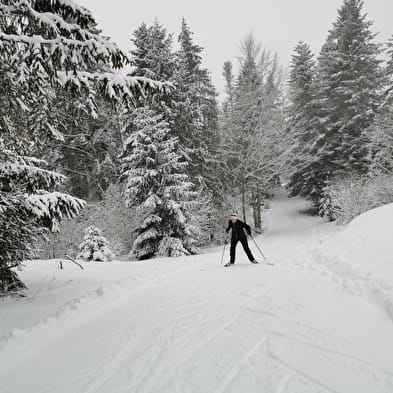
left=0, top=0, right=170, bottom=292
left=286, top=0, right=383, bottom=209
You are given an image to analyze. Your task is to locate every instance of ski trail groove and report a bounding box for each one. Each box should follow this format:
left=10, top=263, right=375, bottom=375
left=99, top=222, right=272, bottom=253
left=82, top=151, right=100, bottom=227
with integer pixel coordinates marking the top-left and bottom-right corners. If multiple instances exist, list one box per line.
left=214, top=336, right=268, bottom=393
left=268, top=329, right=393, bottom=376
left=268, top=351, right=342, bottom=393
left=147, top=314, right=241, bottom=392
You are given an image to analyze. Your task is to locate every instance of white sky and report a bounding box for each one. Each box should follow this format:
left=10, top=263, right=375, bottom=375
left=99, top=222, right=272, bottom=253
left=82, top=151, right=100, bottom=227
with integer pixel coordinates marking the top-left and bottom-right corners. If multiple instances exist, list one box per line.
left=78, top=0, right=392, bottom=98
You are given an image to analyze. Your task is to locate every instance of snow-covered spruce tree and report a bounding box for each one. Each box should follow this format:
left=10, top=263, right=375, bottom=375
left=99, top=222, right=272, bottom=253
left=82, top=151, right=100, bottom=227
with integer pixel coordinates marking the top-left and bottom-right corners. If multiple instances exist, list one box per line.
left=311, top=0, right=382, bottom=210
left=132, top=21, right=176, bottom=83
left=130, top=21, right=178, bottom=133
left=77, top=226, right=114, bottom=262
left=0, top=0, right=171, bottom=292
left=122, top=108, right=200, bottom=260
left=174, top=19, right=220, bottom=195
left=130, top=20, right=223, bottom=241
left=0, top=148, right=85, bottom=291
left=285, top=42, right=319, bottom=199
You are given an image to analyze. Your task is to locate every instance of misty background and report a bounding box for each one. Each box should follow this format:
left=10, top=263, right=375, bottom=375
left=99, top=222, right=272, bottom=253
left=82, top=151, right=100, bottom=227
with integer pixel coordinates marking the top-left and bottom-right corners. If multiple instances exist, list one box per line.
left=79, top=0, right=392, bottom=98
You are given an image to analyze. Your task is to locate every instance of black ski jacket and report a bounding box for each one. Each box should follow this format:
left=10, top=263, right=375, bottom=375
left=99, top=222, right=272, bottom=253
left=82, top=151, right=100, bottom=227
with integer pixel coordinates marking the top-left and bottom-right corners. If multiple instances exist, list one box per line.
left=226, top=220, right=251, bottom=240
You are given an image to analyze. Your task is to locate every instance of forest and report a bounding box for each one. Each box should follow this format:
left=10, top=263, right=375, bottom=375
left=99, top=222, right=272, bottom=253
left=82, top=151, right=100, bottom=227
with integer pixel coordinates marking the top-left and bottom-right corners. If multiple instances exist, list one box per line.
left=1, top=0, right=393, bottom=292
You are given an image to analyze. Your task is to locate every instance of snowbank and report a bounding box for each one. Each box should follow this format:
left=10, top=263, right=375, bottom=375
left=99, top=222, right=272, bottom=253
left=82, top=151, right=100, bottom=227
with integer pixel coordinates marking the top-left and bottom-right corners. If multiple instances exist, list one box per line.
left=309, top=203, right=393, bottom=320
left=0, top=257, right=196, bottom=344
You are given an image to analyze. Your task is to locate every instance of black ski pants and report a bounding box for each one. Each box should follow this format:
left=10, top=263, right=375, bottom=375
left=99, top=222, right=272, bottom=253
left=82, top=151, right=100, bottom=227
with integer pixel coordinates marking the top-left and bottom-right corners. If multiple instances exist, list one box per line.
left=230, top=236, right=255, bottom=263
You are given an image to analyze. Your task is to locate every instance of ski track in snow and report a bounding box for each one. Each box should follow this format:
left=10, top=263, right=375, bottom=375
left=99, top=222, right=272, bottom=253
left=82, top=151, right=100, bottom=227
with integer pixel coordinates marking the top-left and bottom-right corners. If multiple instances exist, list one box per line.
left=1, top=189, right=393, bottom=393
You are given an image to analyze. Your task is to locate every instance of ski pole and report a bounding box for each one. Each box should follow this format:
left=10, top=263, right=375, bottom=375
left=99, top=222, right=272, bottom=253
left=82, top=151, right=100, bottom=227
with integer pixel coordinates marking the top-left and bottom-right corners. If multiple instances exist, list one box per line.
left=220, top=240, right=227, bottom=264
left=250, top=235, right=267, bottom=262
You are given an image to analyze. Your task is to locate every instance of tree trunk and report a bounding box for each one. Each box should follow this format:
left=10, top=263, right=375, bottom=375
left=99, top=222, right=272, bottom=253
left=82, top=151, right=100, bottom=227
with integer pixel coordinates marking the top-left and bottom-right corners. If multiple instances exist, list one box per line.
left=252, top=187, right=258, bottom=229
left=241, top=181, right=247, bottom=223
left=256, top=186, right=263, bottom=232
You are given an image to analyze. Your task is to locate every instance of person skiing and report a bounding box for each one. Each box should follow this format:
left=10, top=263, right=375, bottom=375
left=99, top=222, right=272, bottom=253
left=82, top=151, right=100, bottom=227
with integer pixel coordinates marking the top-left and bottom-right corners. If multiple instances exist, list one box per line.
left=224, top=213, right=258, bottom=267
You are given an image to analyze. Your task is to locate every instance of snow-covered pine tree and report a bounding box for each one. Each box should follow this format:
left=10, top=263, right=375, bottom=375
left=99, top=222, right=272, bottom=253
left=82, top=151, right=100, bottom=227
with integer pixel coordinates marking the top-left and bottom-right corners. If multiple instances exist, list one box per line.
left=122, top=107, right=200, bottom=260
left=174, top=19, right=220, bottom=193
left=311, top=0, right=382, bottom=209
left=130, top=19, right=222, bottom=241
left=0, top=149, right=85, bottom=292
left=130, top=21, right=178, bottom=135
left=77, top=226, right=114, bottom=262
left=286, top=42, right=318, bottom=199
left=0, top=0, right=171, bottom=292
left=132, top=21, right=176, bottom=83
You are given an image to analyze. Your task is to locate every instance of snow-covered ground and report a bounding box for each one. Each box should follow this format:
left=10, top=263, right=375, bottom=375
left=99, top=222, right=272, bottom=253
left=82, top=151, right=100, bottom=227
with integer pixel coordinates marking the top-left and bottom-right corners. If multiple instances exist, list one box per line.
left=1, top=189, right=393, bottom=393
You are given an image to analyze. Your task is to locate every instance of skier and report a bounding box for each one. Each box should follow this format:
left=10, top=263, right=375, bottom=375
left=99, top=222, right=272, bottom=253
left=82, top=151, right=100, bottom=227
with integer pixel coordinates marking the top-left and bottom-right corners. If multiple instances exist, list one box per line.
left=224, top=213, right=258, bottom=267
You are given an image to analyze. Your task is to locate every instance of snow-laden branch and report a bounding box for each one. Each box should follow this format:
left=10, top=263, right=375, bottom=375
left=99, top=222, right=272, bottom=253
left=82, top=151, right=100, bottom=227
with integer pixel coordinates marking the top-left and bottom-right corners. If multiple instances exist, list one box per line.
left=24, top=191, right=85, bottom=231
left=0, top=162, right=66, bottom=192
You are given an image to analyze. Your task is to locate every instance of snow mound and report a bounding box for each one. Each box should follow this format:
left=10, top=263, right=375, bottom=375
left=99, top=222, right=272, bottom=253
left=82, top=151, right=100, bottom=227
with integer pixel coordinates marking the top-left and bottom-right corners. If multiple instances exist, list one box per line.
left=0, top=258, right=192, bottom=353
left=310, top=203, right=393, bottom=320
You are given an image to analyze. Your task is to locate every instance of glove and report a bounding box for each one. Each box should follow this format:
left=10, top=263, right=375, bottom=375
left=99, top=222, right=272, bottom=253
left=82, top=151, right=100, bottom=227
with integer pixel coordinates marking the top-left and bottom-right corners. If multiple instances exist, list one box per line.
left=247, top=230, right=251, bottom=236
left=224, top=239, right=228, bottom=245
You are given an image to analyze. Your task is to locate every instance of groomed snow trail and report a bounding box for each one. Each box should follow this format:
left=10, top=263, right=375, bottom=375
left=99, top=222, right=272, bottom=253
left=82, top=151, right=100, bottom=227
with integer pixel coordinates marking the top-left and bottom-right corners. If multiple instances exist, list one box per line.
left=1, top=190, right=393, bottom=393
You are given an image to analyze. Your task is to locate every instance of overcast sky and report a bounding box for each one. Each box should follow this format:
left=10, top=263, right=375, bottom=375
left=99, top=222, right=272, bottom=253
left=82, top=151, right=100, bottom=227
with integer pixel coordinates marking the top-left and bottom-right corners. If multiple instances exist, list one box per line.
left=78, top=0, right=392, bottom=98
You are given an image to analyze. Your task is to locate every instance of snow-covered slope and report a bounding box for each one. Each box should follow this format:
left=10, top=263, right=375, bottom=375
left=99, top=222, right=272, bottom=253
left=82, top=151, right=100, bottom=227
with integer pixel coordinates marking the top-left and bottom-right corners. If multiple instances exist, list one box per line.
left=1, top=191, right=393, bottom=393
left=306, top=202, right=393, bottom=322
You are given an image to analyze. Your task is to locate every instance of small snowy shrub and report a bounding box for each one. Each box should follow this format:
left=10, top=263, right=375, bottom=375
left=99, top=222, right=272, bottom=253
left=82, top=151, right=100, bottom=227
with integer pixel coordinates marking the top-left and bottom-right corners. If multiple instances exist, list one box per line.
left=77, top=226, right=114, bottom=262
left=87, top=185, right=137, bottom=255
left=321, top=175, right=393, bottom=224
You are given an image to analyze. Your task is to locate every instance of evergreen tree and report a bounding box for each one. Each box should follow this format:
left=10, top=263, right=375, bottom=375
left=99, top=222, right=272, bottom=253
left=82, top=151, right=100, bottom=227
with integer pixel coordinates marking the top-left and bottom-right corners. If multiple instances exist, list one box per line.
left=312, top=0, right=382, bottom=206
left=174, top=19, right=220, bottom=192
left=286, top=41, right=318, bottom=199
left=122, top=108, right=200, bottom=260
left=130, top=19, right=222, bottom=243
left=130, top=21, right=178, bottom=133
left=77, top=226, right=114, bottom=262
left=132, top=21, right=176, bottom=82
